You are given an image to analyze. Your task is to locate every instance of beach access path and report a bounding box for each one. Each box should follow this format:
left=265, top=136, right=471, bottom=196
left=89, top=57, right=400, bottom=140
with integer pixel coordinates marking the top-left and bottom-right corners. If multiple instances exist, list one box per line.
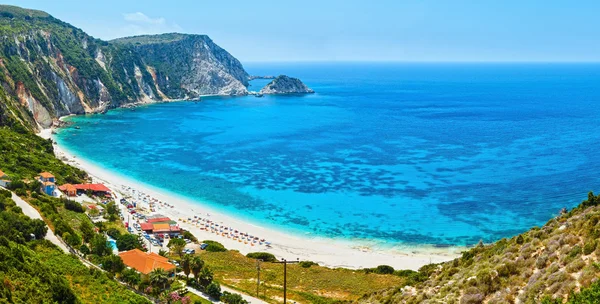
left=4, top=188, right=70, bottom=253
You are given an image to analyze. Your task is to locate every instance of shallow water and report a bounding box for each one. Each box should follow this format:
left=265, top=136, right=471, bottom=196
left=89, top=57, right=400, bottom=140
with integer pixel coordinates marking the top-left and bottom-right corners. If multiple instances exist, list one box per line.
left=56, top=62, right=600, bottom=246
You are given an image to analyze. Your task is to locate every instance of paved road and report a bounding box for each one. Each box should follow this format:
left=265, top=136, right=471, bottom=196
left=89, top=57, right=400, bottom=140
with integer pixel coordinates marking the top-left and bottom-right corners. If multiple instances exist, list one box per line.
left=6, top=188, right=70, bottom=253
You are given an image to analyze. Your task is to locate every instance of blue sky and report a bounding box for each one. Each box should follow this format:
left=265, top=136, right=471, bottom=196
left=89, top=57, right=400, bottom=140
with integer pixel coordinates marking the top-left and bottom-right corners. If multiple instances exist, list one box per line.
left=6, top=0, right=600, bottom=62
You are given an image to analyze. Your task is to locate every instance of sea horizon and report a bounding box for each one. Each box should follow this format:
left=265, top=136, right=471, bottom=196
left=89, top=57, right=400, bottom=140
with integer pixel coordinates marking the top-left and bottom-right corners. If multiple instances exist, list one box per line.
left=55, top=62, right=600, bottom=248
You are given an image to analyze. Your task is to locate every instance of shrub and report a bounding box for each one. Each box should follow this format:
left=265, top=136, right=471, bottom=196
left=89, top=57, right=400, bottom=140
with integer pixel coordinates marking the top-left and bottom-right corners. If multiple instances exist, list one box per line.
left=583, top=241, right=596, bottom=255
left=79, top=244, right=90, bottom=255
left=299, top=261, right=317, bottom=268
left=63, top=199, right=84, bottom=213
left=375, top=265, right=395, bottom=274
left=246, top=252, right=277, bottom=262
left=496, top=262, right=518, bottom=278
left=202, top=240, right=226, bottom=252
left=221, top=291, right=248, bottom=304
left=182, top=230, right=197, bottom=242
left=206, top=282, right=221, bottom=300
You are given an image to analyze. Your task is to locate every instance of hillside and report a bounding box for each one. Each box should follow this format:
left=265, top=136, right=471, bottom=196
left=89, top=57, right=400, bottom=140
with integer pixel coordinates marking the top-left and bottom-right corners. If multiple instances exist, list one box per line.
left=358, top=192, right=600, bottom=303
left=0, top=5, right=249, bottom=131
left=0, top=189, right=150, bottom=303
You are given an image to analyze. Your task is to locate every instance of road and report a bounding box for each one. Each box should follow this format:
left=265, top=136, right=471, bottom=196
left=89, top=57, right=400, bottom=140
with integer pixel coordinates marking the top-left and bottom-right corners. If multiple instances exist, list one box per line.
left=6, top=188, right=70, bottom=253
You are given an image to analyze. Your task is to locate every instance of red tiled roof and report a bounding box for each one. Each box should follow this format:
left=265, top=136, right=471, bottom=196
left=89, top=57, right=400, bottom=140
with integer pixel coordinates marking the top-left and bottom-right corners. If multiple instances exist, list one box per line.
left=147, top=217, right=171, bottom=223
left=39, top=172, right=55, bottom=178
left=59, top=184, right=77, bottom=192
left=140, top=223, right=154, bottom=231
left=118, top=249, right=175, bottom=275
left=72, top=184, right=111, bottom=192
left=0, top=170, right=6, bottom=177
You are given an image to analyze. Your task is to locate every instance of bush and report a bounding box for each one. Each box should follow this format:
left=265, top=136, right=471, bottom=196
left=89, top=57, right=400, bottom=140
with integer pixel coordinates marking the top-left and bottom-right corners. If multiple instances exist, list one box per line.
left=246, top=252, right=277, bottom=262
left=299, top=261, right=317, bottom=268
left=63, top=199, right=84, bottom=213
left=79, top=244, right=90, bottom=255
left=203, top=240, right=226, bottom=252
left=583, top=241, right=596, bottom=255
left=106, top=228, right=121, bottom=240
left=182, top=230, right=197, bottom=242
left=375, top=265, right=395, bottom=274
left=221, top=291, right=248, bottom=304
left=206, top=282, right=221, bottom=300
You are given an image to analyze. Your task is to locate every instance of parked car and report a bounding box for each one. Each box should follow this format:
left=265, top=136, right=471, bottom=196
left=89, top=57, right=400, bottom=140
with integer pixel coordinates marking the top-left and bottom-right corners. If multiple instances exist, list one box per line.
left=200, top=243, right=208, bottom=250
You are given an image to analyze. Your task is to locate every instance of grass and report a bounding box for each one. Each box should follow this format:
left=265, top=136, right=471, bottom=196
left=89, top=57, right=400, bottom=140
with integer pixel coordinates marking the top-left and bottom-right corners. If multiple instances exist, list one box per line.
left=195, top=250, right=403, bottom=303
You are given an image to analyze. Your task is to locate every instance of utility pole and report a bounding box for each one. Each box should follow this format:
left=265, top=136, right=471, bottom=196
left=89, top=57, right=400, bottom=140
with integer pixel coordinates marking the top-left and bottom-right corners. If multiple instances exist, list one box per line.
left=273, top=258, right=299, bottom=303
left=256, top=259, right=262, bottom=297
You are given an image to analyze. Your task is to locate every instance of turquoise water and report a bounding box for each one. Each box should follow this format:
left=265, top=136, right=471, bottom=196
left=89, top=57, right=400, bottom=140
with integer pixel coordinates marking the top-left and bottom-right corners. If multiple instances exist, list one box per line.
left=56, top=63, right=600, bottom=246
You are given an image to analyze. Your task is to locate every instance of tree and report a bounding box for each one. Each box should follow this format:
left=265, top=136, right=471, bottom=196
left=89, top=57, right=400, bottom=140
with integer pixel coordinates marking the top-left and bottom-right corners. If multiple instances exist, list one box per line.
left=117, top=234, right=140, bottom=251
left=167, top=238, right=186, bottom=258
left=121, top=268, right=141, bottom=288
left=149, top=268, right=169, bottom=291
left=221, top=291, right=249, bottom=304
left=190, top=256, right=205, bottom=280
left=79, top=220, right=95, bottom=242
left=206, top=282, right=221, bottom=300
left=90, top=234, right=112, bottom=256
left=102, top=254, right=125, bottom=274
left=158, top=249, right=168, bottom=257
left=198, top=266, right=213, bottom=288
left=181, top=254, right=192, bottom=279
left=79, top=244, right=90, bottom=255
left=106, top=228, right=121, bottom=240
left=29, top=219, right=48, bottom=239
left=63, top=231, right=82, bottom=247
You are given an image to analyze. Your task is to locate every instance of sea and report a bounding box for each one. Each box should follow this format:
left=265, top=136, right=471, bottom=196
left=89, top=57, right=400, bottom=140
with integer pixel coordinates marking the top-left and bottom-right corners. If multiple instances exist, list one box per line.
left=55, top=62, right=600, bottom=247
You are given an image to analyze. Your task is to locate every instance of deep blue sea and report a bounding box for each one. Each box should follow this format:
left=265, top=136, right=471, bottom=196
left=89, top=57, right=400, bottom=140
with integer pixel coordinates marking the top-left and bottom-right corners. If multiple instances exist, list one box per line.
left=56, top=63, right=600, bottom=247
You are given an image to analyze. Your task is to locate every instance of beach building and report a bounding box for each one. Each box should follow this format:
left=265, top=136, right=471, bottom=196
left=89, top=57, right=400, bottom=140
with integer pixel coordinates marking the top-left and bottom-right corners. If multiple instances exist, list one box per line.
left=37, top=172, right=57, bottom=196
left=118, top=249, right=176, bottom=275
left=0, top=170, right=10, bottom=187
left=72, top=183, right=111, bottom=197
left=147, top=216, right=171, bottom=223
left=39, top=172, right=55, bottom=183
left=58, top=184, right=77, bottom=197
left=140, top=223, right=154, bottom=232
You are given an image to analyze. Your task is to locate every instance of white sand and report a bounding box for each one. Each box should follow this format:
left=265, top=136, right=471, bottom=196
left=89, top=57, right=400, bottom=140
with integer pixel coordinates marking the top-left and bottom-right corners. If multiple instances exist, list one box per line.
left=40, top=128, right=462, bottom=270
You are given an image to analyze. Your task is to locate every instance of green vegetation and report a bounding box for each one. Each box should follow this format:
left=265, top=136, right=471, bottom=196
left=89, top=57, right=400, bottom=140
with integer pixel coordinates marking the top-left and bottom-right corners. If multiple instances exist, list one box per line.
left=246, top=251, right=277, bottom=262
left=196, top=249, right=403, bottom=303
left=0, top=188, right=149, bottom=303
left=359, top=192, right=600, bottom=303
left=202, top=239, right=227, bottom=252
left=110, top=33, right=189, bottom=45
left=0, top=126, right=86, bottom=183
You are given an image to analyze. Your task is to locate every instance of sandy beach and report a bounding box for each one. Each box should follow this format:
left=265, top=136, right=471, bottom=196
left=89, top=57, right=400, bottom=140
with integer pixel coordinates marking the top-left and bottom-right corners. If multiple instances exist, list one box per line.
left=40, top=128, right=461, bottom=270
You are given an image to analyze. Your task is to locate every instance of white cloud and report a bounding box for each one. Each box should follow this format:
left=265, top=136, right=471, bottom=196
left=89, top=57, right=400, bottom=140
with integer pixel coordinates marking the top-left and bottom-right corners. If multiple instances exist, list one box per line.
left=118, top=12, right=183, bottom=38
left=123, top=12, right=166, bottom=25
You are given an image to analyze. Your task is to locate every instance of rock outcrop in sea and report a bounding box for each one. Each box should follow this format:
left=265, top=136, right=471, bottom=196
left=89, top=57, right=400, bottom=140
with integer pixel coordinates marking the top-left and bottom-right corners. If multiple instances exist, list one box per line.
left=259, top=75, right=315, bottom=95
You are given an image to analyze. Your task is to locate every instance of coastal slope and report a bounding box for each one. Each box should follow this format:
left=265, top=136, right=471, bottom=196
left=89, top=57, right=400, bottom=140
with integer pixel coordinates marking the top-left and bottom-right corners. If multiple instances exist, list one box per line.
left=358, top=193, right=600, bottom=303
left=259, top=75, right=315, bottom=94
left=0, top=5, right=249, bottom=130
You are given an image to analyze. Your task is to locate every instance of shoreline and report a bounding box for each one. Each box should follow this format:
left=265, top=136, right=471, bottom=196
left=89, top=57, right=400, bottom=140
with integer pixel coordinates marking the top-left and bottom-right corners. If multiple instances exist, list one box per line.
left=40, top=125, right=462, bottom=271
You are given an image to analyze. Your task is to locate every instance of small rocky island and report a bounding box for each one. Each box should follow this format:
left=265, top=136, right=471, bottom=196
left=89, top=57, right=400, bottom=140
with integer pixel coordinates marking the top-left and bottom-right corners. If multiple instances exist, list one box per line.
left=259, top=75, right=315, bottom=94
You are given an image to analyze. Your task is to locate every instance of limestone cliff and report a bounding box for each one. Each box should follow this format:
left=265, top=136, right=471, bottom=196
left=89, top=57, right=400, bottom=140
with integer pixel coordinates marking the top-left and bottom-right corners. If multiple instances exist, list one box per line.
left=0, top=5, right=249, bottom=130
left=259, top=75, right=314, bottom=94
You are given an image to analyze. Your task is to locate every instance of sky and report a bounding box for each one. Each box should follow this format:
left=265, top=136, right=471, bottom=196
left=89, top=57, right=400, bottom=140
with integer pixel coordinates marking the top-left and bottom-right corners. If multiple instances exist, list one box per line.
left=5, top=0, right=600, bottom=62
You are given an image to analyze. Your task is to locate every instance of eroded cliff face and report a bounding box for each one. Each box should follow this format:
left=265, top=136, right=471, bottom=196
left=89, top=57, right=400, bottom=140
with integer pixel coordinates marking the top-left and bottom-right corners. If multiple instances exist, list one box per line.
left=0, top=6, right=250, bottom=130
left=114, top=34, right=249, bottom=97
